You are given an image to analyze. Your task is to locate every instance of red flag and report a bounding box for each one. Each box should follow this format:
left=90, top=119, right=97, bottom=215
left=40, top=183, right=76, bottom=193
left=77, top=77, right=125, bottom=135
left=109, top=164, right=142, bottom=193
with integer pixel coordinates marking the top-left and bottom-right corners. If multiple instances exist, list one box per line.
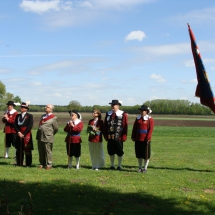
left=188, top=24, right=215, bottom=114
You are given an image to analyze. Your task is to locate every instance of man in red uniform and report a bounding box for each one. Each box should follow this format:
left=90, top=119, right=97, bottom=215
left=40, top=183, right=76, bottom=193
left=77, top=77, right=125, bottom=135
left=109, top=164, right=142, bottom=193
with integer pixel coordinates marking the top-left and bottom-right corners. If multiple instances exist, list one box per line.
left=2, top=101, right=18, bottom=158
left=103, top=100, right=128, bottom=170
left=14, top=102, right=33, bottom=167
left=131, top=105, right=154, bottom=173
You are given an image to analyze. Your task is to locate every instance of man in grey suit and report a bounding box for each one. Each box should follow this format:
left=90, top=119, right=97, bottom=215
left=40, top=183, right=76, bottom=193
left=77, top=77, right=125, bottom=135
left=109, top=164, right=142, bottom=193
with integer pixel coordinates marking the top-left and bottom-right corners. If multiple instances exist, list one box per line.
left=36, top=104, right=58, bottom=170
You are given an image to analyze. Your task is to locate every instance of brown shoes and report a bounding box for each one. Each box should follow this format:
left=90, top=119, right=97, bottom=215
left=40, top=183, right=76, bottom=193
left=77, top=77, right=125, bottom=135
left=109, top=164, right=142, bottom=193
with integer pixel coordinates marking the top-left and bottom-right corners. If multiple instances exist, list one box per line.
left=38, top=165, right=43, bottom=169
left=45, top=166, right=52, bottom=170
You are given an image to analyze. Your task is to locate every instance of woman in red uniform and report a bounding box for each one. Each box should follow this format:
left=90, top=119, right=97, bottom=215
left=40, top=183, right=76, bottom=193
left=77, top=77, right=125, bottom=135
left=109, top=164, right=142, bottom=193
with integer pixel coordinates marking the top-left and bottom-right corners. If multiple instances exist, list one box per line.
left=64, top=110, right=83, bottom=169
left=87, top=109, right=105, bottom=170
left=131, top=105, right=154, bottom=173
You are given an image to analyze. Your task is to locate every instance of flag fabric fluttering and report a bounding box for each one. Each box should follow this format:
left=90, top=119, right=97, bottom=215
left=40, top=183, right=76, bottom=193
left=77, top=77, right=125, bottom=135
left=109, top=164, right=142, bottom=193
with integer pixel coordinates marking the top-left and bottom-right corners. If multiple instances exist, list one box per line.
left=188, top=24, right=215, bottom=114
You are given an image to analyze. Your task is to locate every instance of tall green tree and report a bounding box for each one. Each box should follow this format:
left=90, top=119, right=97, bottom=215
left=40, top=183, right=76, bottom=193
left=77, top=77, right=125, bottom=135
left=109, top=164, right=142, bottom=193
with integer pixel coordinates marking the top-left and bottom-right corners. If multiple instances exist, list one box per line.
left=67, top=100, right=82, bottom=111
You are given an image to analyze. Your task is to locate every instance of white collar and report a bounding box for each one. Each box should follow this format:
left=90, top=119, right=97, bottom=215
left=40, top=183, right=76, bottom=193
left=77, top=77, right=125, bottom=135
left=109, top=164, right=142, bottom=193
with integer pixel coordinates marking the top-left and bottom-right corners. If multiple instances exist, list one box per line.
left=7, top=109, right=17, bottom=114
left=137, top=114, right=150, bottom=120
left=67, top=119, right=81, bottom=125
left=107, top=109, right=124, bottom=116
left=73, top=119, right=81, bottom=125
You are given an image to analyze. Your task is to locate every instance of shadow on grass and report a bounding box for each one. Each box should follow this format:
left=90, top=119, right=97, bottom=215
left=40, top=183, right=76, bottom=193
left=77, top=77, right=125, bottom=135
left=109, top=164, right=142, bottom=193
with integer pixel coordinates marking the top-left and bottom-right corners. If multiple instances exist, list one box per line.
left=150, top=165, right=213, bottom=172
left=1, top=179, right=215, bottom=215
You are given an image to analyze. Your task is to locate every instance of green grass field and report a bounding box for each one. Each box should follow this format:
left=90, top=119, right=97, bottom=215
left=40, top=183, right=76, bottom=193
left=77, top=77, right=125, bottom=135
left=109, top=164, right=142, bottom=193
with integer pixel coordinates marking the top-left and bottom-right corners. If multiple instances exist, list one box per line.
left=0, top=125, right=215, bottom=215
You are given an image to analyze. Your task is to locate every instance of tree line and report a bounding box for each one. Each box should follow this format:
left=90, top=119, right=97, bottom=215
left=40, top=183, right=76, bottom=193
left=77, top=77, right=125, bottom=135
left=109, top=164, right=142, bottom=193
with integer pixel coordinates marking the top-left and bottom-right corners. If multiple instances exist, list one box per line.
left=0, top=80, right=212, bottom=115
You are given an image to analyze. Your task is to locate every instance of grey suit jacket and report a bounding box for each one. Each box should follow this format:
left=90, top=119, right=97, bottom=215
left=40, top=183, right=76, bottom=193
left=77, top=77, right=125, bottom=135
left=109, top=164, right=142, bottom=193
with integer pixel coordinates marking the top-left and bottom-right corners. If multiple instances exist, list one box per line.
left=36, top=115, right=58, bottom=143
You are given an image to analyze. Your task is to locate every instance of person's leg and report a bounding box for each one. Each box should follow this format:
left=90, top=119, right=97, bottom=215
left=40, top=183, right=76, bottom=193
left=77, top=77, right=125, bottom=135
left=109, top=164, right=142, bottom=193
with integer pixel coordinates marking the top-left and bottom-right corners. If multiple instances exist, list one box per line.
left=5, top=134, right=12, bottom=158
left=89, top=141, right=95, bottom=169
left=107, top=140, right=115, bottom=169
left=37, top=140, right=46, bottom=167
left=25, top=149, right=32, bottom=167
left=74, top=144, right=81, bottom=169
left=45, top=142, right=53, bottom=168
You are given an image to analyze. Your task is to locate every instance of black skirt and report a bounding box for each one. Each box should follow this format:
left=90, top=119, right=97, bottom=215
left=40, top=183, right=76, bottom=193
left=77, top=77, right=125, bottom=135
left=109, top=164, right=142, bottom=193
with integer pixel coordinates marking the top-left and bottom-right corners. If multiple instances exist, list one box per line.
left=135, top=141, right=151, bottom=159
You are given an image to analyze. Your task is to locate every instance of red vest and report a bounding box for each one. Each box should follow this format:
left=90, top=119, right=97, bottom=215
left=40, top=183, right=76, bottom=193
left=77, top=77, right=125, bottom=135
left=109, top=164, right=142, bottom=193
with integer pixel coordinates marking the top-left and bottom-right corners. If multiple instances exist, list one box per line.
left=2, top=110, right=18, bottom=133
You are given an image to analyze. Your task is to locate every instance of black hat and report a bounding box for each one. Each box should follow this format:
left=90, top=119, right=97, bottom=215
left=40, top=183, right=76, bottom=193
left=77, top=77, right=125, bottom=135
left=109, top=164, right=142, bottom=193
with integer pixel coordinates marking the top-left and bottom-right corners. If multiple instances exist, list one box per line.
left=138, top=105, right=149, bottom=112
left=20, top=102, right=29, bottom=109
left=69, top=110, right=81, bottom=119
left=109, top=100, right=121, bottom=106
left=6, top=101, right=16, bottom=106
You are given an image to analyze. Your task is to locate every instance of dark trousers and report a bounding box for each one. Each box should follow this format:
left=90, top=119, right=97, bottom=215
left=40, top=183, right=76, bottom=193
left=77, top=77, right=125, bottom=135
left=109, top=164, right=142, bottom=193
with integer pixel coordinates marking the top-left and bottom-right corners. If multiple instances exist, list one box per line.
left=16, top=138, right=32, bottom=167
left=5, top=133, right=16, bottom=147
left=107, top=139, right=124, bottom=156
left=16, top=149, right=32, bottom=167
left=66, top=143, right=81, bottom=157
left=135, top=141, right=151, bottom=159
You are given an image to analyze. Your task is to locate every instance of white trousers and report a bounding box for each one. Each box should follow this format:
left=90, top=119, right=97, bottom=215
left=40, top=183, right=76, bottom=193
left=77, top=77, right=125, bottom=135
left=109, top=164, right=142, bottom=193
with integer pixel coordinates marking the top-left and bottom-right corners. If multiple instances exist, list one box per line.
left=89, top=141, right=105, bottom=168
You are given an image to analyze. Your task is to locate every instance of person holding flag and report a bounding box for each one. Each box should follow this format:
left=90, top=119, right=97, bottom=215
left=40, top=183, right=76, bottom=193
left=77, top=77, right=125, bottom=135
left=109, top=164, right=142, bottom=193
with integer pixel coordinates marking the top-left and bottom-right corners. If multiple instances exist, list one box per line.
left=64, top=110, right=83, bottom=169
left=131, top=105, right=154, bottom=173
left=188, top=24, right=215, bottom=113
left=2, top=101, right=18, bottom=159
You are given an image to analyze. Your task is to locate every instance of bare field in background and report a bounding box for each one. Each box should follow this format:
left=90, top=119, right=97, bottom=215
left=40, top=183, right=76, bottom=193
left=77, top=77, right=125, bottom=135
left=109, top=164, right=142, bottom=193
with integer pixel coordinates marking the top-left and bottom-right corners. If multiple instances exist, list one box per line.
left=1, top=111, right=215, bottom=129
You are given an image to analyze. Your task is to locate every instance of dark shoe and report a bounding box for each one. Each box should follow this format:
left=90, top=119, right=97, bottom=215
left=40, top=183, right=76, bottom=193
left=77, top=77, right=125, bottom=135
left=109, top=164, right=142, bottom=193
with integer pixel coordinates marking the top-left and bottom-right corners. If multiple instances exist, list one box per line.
left=117, top=166, right=122, bottom=171
left=45, top=166, right=52, bottom=170
left=110, top=166, right=115, bottom=170
left=137, top=168, right=142, bottom=173
left=142, top=169, right=147, bottom=173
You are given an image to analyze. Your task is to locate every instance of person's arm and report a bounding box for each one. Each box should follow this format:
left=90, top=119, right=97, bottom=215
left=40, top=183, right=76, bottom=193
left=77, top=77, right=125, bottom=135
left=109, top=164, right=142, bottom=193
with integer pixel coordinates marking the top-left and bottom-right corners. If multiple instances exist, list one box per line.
left=121, top=113, right=128, bottom=141
left=146, top=117, right=154, bottom=142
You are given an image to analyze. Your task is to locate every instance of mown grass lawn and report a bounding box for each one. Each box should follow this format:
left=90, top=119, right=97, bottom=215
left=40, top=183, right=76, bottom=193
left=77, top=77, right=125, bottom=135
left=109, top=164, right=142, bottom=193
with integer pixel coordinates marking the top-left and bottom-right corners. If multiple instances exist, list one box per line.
left=0, top=125, right=215, bottom=215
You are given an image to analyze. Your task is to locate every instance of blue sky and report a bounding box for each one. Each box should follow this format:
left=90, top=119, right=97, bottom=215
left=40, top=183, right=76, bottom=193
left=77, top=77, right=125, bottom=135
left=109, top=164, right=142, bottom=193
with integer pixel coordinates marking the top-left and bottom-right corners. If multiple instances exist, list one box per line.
left=1, top=0, right=215, bottom=106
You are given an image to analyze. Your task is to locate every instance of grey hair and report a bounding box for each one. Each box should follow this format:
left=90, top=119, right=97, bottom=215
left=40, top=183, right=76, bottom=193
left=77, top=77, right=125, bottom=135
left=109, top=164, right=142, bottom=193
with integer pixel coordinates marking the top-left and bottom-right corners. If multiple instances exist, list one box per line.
left=48, top=104, right=54, bottom=111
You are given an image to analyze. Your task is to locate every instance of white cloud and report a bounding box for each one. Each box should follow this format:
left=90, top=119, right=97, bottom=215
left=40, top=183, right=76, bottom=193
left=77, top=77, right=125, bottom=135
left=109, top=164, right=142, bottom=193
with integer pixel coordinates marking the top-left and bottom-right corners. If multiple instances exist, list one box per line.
left=184, top=60, right=194, bottom=67
left=19, top=0, right=64, bottom=14
left=182, top=78, right=197, bottom=83
left=32, top=81, right=42, bottom=86
left=150, top=74, right=166, bottom=82
left=138, top=43, right=190, bottom=55
left=19, top=0, right=156, bottom=27
left=20, top=0, right=155, bottom=14
left=0, top=68, right=10, bottom=74
left=190, top=78, right=197, bottom=83
left=124, top=30, right=146, bottom=42
left=171, top=7, right=215, bottom=26
left=90, top=0, right=155, bottom=10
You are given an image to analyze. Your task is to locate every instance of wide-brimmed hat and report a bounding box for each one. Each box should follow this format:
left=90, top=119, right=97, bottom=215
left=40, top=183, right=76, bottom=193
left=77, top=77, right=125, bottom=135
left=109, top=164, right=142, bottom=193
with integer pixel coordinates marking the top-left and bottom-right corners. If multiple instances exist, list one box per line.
left=20, top=102, right=29, bottom=109
left=6, top=101, right=16, bottom=106
left=138, top=105, right=152, bottom=114
left=109, top=100, right=121, bottom=106
left=69, top=110, right=81, bottom=119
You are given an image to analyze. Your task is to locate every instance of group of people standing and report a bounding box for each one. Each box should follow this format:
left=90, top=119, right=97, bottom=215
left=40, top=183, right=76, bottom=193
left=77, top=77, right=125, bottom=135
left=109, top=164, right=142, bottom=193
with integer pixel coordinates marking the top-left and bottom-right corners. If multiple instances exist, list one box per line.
left=2, top=99, right=154, bottom=173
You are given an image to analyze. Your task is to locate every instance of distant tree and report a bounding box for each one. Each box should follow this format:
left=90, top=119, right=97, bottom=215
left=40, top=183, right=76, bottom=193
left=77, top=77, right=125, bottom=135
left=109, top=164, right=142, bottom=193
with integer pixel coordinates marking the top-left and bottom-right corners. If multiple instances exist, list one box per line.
left=4, top=92, right=14, bottom=102
left=0, top=81, right=6, bottom=99
left=13, top=96, right=22, bottom=103
left=67, top=100, right=81, bottom=111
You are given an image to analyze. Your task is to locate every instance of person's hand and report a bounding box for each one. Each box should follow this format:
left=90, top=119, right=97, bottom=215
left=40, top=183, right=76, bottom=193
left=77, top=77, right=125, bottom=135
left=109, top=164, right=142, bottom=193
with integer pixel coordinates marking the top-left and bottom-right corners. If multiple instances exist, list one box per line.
left=3, top=114, right=8, bottom=120
left=18, top=132, right=24, bottom=138
left=69, top=121, right=74, bottom=127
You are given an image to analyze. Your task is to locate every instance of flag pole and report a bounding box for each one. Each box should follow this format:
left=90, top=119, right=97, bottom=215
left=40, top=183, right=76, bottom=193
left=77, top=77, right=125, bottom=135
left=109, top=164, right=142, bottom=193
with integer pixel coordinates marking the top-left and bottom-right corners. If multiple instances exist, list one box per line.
left=67, top=126, right=71, bottom=168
